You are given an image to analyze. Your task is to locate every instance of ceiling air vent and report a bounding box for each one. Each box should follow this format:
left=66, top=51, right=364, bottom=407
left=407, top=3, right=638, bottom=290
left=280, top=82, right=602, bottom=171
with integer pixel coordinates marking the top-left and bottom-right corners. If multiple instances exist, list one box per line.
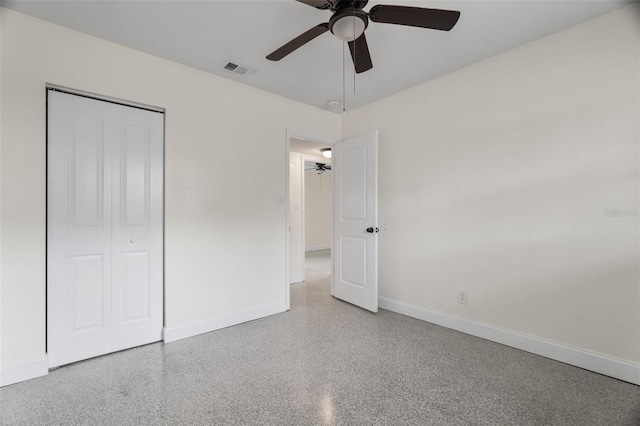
left=222, top=61, right=251, bottom=76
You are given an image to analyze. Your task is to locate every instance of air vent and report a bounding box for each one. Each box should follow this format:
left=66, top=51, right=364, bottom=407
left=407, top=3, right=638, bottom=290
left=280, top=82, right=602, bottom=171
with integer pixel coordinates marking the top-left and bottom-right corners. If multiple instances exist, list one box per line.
left=222, top=61, right=252, bottom=76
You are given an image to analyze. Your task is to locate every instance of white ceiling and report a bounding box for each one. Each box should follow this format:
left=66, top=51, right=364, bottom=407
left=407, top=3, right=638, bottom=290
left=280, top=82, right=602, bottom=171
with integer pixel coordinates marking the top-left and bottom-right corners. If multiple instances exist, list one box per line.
left=291, top=137, right=332, bottom=160
left=2, top=0, right=632, bottom=113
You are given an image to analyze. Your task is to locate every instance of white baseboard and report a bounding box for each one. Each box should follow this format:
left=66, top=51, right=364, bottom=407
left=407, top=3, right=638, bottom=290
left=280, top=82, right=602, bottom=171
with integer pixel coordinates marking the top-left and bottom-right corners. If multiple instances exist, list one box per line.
left=305, top=246, right=330, bottom=252
left=290, top=274, right=304, bottom=284
left=379, top=296, right=640, bottom=386
left=0, top=356, right=49, bottom=387
left=163, top=301, right=287, bottom=344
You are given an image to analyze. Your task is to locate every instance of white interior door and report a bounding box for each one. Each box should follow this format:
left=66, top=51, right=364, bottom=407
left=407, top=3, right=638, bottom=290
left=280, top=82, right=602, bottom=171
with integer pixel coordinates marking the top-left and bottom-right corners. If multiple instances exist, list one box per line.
left=333, top=131, right=378, bottom=312
left=47, top=90, right=164, bottom=368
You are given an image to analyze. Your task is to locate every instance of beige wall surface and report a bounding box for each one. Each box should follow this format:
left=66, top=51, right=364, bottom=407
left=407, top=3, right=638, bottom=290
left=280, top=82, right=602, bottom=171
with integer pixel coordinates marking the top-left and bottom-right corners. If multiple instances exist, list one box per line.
left=0, top=9, right=340, bottom=366
left=343, top=5, right=640, bottom=362
left=305, top=170, right=332, bottom=250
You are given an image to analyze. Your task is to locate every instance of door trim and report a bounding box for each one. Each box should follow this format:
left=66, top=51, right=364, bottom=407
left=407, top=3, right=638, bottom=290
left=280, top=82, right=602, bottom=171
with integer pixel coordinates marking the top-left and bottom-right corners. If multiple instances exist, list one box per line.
left=46, top=83, right=165, bottom=113
left=285, top=129, right=337, bottom=311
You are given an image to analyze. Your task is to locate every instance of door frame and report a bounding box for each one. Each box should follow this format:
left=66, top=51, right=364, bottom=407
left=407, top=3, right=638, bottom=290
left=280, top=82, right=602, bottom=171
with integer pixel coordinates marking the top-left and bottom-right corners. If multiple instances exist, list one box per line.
left=45, top=84, right=166, bottom=363
left=285, top=129, right=337, bottom=311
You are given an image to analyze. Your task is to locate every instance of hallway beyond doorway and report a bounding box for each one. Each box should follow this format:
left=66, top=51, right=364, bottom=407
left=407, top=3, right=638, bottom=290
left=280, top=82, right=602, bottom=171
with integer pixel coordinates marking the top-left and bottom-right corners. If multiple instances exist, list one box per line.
left=291, top=250, right=331, bottom=306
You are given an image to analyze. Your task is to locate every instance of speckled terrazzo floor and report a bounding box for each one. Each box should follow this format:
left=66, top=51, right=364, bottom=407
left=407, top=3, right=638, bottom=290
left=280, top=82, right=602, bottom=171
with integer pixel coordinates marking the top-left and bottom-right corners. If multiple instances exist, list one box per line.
left=1, top=250, right=639, bottom=425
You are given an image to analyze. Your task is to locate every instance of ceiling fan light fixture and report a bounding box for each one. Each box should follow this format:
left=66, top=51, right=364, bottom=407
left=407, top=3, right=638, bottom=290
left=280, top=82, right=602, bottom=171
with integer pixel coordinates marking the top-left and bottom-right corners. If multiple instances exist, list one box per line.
left=329, top=10, right=368, bottom=42
left=268, top=2, right=461, bottom=75
left=320, top=148, right=332, bottom=159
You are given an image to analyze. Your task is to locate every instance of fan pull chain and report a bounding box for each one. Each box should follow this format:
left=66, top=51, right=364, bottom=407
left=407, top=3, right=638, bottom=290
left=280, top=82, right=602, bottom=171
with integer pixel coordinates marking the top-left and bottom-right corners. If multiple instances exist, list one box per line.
left=342, top=40, right=346, bottom=114
left=353, top=10, right=356, bottom=95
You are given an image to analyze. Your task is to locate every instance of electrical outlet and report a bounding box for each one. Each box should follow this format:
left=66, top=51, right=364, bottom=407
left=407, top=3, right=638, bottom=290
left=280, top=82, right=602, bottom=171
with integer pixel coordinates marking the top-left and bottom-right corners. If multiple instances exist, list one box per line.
left=457, top=290, right=468, bottom=305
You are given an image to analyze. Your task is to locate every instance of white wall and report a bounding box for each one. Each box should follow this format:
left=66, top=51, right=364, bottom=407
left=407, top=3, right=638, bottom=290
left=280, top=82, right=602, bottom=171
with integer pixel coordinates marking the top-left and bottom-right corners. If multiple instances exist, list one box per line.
left=0, top=9, right=340, bottom=368
left=343, top=5, right=640, bottom=364
left=305, top=169, right=332, bottom=250
left=289, top=153, right=304, bottom=282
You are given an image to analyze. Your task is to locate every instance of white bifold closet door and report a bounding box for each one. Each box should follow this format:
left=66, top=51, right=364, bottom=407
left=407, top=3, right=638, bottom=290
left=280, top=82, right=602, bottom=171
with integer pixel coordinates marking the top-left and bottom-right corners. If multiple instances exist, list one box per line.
left=47, top=90, right=164, bottom=368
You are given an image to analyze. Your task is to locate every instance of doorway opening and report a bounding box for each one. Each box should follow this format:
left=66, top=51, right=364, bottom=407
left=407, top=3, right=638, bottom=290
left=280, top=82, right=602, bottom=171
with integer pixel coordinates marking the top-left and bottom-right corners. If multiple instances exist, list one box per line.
left=301, top=158, right=333, bottom=296
left=285, top=130, right=379, bottom=313
left=286, top=132, right=336, bottom=310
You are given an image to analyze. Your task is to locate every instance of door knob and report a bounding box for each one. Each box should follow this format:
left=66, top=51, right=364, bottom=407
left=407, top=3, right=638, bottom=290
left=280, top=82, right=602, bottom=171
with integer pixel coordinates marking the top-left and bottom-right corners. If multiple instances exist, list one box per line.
left=366, top=227, right=379, bottom=233
left=130, top=238, right=136, bottom=244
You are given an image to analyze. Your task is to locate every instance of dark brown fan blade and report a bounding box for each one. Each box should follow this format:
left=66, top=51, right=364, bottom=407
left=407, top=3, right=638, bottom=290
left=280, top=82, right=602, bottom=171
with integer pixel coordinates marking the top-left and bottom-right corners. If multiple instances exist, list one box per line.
left=348, top=34, right=373, bottom=74
left=296, top=0, right=332, bottom=10
left=266, top=23, right=329, bottom=61
left=369, top=5, right=460, bottom=31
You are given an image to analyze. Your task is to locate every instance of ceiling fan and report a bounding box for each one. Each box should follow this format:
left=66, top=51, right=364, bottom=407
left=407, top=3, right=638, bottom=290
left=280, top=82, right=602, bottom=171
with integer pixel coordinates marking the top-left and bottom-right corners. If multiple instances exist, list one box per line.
left=266, top=0, right=461, bottom=74
left=305, top=162, right=332, bottom=174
